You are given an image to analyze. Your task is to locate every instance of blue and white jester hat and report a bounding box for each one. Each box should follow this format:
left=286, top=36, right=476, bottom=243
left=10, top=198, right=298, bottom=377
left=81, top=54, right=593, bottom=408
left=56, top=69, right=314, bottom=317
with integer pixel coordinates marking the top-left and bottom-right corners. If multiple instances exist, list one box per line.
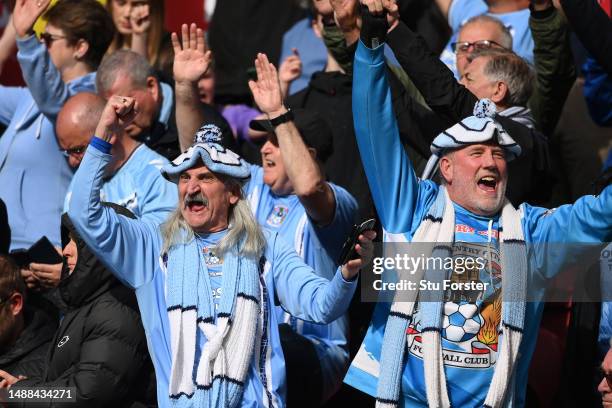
left=421, top=99, right=522, bottom=180
left=161, top=124, right=250, bottom=184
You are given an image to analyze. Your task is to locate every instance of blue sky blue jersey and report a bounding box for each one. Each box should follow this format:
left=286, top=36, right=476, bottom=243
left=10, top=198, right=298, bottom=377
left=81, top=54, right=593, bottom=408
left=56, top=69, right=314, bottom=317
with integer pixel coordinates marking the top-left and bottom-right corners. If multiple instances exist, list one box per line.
left=244, top=164, right=358, bottom=399
left=344, top=40, right=611, bottom=407
left=64, top=144, right=177, bottom=225
left=67, top=146, right=358, bottom=408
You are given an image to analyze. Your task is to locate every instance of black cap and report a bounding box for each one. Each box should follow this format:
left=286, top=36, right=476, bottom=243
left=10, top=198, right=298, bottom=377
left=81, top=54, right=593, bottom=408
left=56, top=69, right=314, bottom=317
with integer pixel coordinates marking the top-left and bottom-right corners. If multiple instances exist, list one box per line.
left=249, top=108, right=333, bottom=163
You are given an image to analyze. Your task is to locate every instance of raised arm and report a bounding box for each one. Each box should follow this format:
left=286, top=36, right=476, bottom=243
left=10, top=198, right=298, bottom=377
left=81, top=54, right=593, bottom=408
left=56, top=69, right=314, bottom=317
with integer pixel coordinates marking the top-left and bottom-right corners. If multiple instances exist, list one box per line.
left=249, top=53, right=337, bottom=225
left=67, top=96, right=162, bottom=288
left=129, top=3, right=150, bottom=59
left=172, top=23, right=212, bottom=151
left=14, top=0, right=83, bottom=121
left=352, top=2, right=437, bottom=233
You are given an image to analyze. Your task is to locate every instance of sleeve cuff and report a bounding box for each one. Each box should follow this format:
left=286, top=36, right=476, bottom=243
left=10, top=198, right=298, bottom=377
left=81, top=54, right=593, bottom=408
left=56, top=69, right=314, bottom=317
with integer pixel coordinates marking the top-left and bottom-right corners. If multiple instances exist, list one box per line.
left=339, top=266, right=359, bottom=284
left=16, top=33, right=41, bottom=52
left=90, top=136, right=112, bottom=154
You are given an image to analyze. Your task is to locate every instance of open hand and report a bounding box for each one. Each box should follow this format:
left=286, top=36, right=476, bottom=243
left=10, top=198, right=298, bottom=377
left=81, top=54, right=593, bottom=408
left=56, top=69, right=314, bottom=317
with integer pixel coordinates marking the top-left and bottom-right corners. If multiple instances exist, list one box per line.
left=172, top=23, right=212, bottom=85
left=279, top=49, right=302, bottom=85
left=30, top=260, right=62, bottom=290
left=95, top=96, right=138, bottom=144
left=248, top=53, right=284, bottom=117
left=330, top=0, right=360, bottom=32
left=341, top=230, right=376, bottom=280
left=12, top=0, right=51, bottom=38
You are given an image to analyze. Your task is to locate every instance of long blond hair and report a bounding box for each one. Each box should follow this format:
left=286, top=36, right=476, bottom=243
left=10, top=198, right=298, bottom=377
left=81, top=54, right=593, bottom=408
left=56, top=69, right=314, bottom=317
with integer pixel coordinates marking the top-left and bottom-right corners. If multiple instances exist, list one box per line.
left=161, top=184, right=266, bottom=260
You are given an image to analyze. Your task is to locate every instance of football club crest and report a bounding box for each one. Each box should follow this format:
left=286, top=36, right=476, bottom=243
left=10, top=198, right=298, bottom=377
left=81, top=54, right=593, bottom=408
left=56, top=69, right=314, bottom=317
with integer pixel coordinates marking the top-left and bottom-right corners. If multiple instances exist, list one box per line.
left=266, top=204, right=289, bottom=227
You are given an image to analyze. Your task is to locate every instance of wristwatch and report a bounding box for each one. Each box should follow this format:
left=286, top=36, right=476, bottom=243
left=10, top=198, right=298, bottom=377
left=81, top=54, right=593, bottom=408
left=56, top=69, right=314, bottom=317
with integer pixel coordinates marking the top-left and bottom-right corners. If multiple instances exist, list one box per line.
left=269, top=108, right=294, bottom=128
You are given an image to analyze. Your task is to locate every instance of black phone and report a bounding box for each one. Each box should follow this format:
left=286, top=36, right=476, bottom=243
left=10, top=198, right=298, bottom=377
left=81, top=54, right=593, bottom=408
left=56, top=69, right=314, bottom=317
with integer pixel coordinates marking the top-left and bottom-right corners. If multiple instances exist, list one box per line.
left=337, top=218, right=376, bottom=265
left=10, top=236, right=62, bottom=267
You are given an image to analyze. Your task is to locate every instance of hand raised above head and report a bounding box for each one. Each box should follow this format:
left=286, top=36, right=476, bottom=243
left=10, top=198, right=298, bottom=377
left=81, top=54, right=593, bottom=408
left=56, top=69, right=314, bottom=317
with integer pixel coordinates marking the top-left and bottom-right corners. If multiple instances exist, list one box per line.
left=95, top=96, right=138, bottom=144
left=172, top=23, right=212, bottom=85
left=248, top=53, right=285, bottom=117
left=12, top=0, right=52, bottom=38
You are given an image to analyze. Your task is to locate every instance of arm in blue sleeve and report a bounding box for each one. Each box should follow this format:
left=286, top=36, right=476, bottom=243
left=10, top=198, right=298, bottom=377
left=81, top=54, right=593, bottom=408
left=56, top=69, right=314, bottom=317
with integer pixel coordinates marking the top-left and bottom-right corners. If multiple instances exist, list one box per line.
left=0, top=86, right=28, bottom=125
left=272, top=233, right=357, bottom=324
left=353, top=40, right=436, bottom=234
left=135, top=164, right=178, bottom=225
left=67, top=144, right=163, bottom=288
left=524, top=185, right=612, bottom=278
left=16, top=35, right=78, bottom=121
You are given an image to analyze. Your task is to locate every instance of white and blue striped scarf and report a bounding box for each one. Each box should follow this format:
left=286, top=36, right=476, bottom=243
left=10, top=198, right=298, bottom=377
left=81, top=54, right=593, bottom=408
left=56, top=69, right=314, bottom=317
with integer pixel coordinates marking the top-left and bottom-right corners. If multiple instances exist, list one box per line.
left=166, top=237, right=261, bottom=407
left=376, top=187, right=527, bottom=408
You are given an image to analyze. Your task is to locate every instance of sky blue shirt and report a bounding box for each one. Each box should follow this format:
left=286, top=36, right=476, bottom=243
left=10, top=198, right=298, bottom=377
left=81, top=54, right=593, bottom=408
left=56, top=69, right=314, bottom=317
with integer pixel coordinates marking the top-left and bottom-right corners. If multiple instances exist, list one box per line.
left=344, top=40, right=611, bottom=407
left=245, top=164, right=358, bottom=400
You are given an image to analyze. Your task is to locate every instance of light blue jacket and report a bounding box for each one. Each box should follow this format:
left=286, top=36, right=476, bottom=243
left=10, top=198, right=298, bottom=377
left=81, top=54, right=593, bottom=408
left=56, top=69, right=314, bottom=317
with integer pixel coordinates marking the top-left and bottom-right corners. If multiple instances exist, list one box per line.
left=344, top=41, right=611, bottom=407
left=67, top=144, right=358, bottom=408
left=0, top=34, right=95, bottom=250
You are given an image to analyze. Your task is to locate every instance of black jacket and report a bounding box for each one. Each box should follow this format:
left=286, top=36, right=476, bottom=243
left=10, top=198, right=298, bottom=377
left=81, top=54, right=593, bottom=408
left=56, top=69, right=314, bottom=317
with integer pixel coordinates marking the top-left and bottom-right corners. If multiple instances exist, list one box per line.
left=287, top=71, right=377, bottom=219
left=18, top=214, right=154, bottom=407
left=0, top=305, right=56, bottom=378
left=384, top=21, right=553, bottom=206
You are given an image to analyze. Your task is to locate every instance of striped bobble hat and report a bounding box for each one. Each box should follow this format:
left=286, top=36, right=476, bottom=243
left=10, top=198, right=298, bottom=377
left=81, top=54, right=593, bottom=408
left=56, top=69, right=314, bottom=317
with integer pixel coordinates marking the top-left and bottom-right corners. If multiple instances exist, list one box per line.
left=421, top=99, right=521, bottom=180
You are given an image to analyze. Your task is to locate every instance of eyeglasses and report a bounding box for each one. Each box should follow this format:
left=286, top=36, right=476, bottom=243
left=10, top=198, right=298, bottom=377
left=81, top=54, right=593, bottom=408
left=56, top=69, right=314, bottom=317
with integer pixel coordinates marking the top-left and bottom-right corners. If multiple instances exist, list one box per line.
left=60, top=145, right=88, bottom=157
left=451, top=40, right=505, bottom=54
left=40, top=32, right=67, bottom=47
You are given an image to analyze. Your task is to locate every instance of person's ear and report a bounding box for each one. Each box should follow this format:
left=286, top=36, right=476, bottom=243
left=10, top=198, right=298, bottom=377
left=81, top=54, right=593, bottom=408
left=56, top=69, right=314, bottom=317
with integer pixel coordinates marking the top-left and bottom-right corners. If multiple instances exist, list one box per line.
left=146, top=76, right=160, bottom=102
left=439, top=155, right=453, bottom=184
left=307, top=147, right=317, bottom=161
left=227, top=183, right=241, bottom=206
left=9, top=293, right=23, bottom=316
left=491, top=81, right=508, bottom=105
left=73, top=39, right=90, bottom=61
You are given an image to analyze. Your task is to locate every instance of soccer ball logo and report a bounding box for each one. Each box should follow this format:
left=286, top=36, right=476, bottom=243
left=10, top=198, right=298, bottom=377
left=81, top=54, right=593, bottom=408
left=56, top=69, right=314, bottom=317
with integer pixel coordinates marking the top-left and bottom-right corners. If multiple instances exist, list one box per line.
left=442, top=301, right=482, bottom=342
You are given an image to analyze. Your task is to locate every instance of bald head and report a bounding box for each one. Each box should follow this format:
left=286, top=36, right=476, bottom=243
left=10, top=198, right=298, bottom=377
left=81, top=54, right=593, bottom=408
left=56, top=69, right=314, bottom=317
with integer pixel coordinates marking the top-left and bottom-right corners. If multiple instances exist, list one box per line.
left=57, top=93, right=106, bottom=168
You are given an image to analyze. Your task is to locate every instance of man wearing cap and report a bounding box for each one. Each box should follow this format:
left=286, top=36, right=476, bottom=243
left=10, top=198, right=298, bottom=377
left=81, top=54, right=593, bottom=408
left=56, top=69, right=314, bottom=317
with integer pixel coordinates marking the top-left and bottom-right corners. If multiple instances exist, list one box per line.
left=65, top=94, right=375, bottom=408
left=342, top=2, right=611, bottom=407
left=245, top=53, right=358, bottom=405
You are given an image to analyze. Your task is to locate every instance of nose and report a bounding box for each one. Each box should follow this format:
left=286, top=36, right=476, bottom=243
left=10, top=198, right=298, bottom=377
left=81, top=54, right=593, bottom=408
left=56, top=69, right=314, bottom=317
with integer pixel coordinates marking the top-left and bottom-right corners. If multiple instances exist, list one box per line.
left=260, top=140, right=271, bottom=155
left=482, top=150, right=496, bottom=168
left=185, top=178, right=200, bottom=195
left=599, top=376, right=611, bottom=394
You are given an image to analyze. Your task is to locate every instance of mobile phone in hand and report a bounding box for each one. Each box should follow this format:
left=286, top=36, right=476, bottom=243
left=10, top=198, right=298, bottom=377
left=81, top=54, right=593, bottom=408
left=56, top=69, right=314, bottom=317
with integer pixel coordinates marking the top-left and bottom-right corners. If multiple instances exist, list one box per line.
left=337, top=218, right=376, bottom=266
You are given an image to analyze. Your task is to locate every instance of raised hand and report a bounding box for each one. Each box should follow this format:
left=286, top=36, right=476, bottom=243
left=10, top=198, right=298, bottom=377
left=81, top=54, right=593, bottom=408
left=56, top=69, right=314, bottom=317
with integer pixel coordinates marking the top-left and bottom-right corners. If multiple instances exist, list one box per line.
left=360, top=0, right=399, bottom=29
left=130, top=3, right=151, bottom=35
left=278, top=49, right=302, bottom=99
left=171, top=23, right=212, bottom=85
left=341, top=230, right=377, bottom=280
left=12, top=0, right=51, bottom=38
left=330, top=0, right=360, bottom=32
left=248, top=53, right=284, bottom=117
left=95, top=96, right=138, bottom=144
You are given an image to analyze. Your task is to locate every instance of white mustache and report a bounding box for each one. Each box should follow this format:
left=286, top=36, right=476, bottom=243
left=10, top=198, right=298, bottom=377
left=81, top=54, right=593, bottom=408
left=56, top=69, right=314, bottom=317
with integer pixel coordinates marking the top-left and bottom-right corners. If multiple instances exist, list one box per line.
left=184, top=193, right=209, bottom=209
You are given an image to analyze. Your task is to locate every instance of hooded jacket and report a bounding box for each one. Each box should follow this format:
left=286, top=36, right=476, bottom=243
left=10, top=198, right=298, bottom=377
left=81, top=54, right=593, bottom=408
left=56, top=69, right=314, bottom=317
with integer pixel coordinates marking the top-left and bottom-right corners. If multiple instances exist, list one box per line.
left=17, top=212, right=155, bottom=407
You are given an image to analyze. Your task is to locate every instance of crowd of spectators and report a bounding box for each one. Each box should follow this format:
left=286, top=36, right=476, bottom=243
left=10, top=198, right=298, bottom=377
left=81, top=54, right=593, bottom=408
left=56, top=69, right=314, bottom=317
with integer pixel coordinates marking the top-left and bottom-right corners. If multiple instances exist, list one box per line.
left=0, top=0, right=610, bottom=407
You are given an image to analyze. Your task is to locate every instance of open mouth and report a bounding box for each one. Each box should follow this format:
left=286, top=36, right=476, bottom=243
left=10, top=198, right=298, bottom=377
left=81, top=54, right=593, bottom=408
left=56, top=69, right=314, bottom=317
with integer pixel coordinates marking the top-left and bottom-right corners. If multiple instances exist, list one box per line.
left=185, top=196, right=207, bottom=212
left=477, top=176, right=497, bottom=192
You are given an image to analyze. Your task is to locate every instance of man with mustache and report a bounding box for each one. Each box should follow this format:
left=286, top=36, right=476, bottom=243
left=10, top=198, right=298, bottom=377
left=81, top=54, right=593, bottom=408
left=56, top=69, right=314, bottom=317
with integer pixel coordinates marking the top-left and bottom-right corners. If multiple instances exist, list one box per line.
left=343, top=1, right=612, bottom=407
left=174, top=26, right=359, bottom=406
left=62, top=93, right=375, bottom=408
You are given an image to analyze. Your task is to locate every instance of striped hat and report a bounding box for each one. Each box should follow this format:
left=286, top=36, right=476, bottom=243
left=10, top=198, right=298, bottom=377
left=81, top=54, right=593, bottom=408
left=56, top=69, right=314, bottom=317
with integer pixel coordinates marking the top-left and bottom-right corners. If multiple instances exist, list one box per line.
left=422, top=99, right=521, bottom=180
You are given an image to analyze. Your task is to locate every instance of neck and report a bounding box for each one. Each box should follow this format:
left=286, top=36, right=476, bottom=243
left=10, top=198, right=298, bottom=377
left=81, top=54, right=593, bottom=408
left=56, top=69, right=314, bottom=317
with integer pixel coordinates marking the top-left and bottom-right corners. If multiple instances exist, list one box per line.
left=324, top=52, right=344, bottom=73
left=61, top=63, right=92, bottom=83
left=109, top=135, right=141, bottom=173
left=487, top=0, right=528, bottom=13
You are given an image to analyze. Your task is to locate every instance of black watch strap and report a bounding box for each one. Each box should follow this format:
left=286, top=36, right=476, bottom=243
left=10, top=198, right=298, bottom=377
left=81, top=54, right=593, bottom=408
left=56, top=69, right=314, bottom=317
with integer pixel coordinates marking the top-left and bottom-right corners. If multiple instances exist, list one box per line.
left=269, top=109, right=294, bottom=127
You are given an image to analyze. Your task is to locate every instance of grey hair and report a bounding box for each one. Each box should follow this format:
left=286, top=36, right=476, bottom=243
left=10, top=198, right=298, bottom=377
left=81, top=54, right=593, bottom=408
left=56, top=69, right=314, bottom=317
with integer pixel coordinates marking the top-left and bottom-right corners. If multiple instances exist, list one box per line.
left=161, top=182, right=266, bottom=260
left=461, top=15, right=513, bottom=50
left=471, top=49, right=535, bottom=106
left=96, top=50, right=157, bottom=94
